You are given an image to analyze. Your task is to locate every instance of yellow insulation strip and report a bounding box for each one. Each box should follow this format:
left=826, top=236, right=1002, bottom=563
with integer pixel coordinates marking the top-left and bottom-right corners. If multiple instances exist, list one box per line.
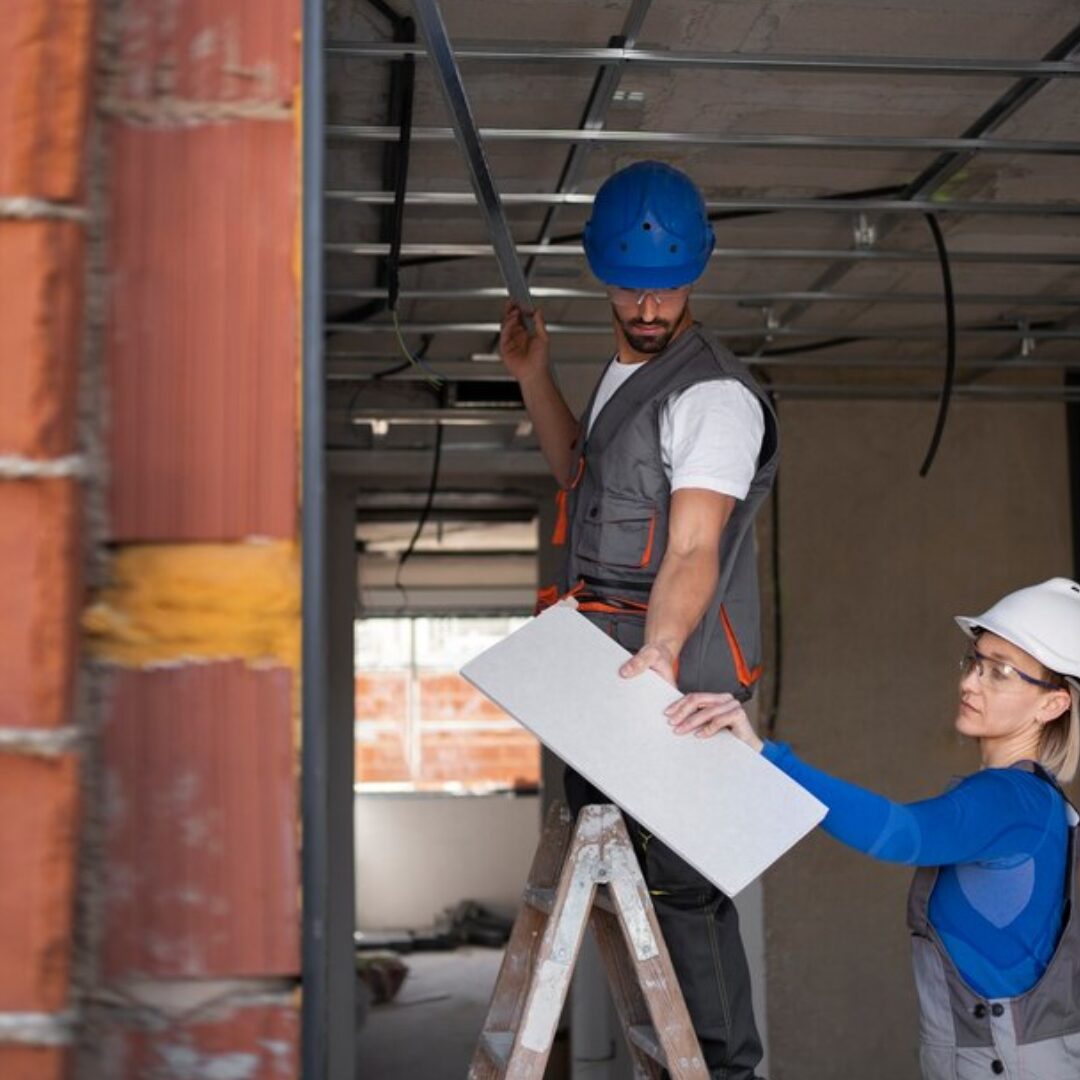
left=83, top=541, right=301, bottom=668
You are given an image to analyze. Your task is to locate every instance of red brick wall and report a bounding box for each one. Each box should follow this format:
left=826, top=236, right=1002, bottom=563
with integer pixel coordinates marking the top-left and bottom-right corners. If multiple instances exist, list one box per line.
left=355, top=671, right=540, bottom=791
left=0, top=1, right=95, bottom=1075
left=90, top=1, right=304, bottom=1075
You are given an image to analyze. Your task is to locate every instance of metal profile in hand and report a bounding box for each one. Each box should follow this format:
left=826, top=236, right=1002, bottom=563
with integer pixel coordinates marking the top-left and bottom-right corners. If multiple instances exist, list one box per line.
left=411, top=0, right=534, bottom=316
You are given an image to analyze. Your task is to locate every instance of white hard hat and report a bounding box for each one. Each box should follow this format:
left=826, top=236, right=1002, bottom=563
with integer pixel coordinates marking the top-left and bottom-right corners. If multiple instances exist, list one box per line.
left=955, top=578, right=1080, bottom=687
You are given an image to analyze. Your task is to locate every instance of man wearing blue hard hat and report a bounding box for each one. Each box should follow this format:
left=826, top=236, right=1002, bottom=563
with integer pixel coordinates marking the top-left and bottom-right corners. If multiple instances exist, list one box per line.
left=501, top=160, right=778, bottom=1079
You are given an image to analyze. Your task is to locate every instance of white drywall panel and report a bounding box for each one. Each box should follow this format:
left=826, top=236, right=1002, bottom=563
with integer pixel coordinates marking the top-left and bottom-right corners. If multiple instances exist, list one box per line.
left=462, top=604, right=825, bottom=896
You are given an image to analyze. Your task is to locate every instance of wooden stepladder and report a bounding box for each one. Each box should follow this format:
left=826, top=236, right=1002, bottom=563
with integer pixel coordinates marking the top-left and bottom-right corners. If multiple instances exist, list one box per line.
left=469, top=802, right=708, bottom=1080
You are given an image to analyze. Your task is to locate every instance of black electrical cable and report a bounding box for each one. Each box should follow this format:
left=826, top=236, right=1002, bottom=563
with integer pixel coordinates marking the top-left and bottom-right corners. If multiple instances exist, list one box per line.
left=385, top=20, right=415, bottom=314
left=918, top=213, right=957, bottom=477
left=753, top=370, right=784, bottom=740
left=377, top=22, right=443, bottom=386
left=361, top=360, right=412, bottom=383
left=707, top=184, right=909, bottom=225
left=365, top=0, right=405, bottom=28
left=394, top=423, right=445, bottom=602
left=330, top=2, right=414, bottom=329
left=335, top=336, right=437, bottom=450
left=764, top=459, right=783, bottom=740
left=1067, top=368, right=1080, bottom=579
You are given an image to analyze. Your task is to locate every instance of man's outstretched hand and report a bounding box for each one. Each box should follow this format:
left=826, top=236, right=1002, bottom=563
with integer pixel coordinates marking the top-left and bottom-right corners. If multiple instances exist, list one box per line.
left=619, top=641, right=678, bottom=686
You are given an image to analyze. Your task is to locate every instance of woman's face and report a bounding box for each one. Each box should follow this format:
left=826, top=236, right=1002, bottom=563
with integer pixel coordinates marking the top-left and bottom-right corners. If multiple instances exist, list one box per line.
left=954, top=631, right=1067, bottom=763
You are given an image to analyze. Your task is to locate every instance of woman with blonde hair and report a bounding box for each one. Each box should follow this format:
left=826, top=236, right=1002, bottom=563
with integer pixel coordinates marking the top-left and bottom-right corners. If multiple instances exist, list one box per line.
left=666, top=578, right=1080, bottom=1079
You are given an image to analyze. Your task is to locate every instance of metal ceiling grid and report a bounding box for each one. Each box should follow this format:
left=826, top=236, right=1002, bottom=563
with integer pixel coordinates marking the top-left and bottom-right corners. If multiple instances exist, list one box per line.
left=324, top=0, right=1080, bottom=469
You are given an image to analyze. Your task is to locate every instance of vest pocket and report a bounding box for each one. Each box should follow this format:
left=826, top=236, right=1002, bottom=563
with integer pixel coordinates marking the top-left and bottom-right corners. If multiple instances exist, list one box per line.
left=918, top=1044, right=959, bottom=1080
left=954, top=1048, right=996, bottom=1080
left=575, top=493, right=658, bottom=570
left=1016, top=1031, right=1080, bottom=1079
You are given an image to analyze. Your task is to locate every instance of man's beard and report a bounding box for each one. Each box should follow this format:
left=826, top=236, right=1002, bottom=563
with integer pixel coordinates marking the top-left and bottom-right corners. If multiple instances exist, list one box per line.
left=614, top=303, right=688, bottom=354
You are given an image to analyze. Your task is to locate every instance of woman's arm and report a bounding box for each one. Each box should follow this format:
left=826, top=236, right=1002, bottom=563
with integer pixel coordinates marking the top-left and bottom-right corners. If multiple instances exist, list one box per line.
left=764, top=743, right=1053, bottom=866
left=665, top=693, right=1055, bottom=865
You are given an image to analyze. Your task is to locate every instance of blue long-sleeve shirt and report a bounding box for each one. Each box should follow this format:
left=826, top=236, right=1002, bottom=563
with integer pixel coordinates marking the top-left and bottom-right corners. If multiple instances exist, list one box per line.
left=763, top=741, right=1069, bottom=998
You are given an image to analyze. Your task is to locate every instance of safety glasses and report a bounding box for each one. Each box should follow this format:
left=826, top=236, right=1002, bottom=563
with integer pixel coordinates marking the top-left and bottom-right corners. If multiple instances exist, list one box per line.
left=959, top=647, right=1064, bottom=693
left=605, top=286, right=690, bottom=307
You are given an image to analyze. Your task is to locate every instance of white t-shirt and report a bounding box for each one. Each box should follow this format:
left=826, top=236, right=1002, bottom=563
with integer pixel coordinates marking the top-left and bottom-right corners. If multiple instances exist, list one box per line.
left=586, top=357, right=765, bottom=500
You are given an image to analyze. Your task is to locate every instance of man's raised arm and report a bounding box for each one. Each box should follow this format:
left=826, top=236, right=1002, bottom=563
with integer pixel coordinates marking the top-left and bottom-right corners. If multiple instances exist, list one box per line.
left=500, top=301, right=579, bottom=486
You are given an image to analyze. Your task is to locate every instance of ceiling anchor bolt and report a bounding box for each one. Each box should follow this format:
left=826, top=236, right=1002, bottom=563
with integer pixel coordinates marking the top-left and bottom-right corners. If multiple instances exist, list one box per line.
left=1019, top=320, right=1036, bottom=358
left=853, top=213, right=877, bottom=249
left=761, top=305, right=780, bottom=342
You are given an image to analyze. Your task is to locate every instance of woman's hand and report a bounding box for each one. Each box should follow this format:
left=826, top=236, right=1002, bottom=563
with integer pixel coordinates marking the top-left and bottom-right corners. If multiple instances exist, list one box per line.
left=664, top=692, right=764, bottom=751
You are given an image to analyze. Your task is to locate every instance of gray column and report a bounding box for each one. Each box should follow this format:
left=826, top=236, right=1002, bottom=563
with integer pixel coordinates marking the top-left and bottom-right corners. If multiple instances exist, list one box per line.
left=327, top=476, right=358, bottom=1078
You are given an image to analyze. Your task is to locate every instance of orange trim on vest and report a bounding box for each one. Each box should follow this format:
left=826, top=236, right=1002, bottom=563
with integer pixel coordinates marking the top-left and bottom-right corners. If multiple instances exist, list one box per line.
left=569, top=455, right=585, bottom=489
left=638, top=513, right=657, bottom=567
left=552, top=457, right=586, bottom=547
left=719, top=604, right=764, bottom=688
left=578, top=601, right=640, bottom=616
left=551, top=489, right=569, bottom=546
left=535, top=585, right=560, bottom=614
left=573, top=587, right=648, bottom=617
left=537, top=580, right=588, bottom=615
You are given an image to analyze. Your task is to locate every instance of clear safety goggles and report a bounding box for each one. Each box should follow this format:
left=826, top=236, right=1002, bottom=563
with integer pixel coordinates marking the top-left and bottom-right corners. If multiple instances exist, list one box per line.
left=959, top=647, right=1064, bottom=693
left=605, top=286, right=690, bottom=307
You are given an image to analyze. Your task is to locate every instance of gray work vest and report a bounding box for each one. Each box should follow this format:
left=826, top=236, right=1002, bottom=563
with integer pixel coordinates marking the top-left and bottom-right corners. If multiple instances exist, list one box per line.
left=907, top=763, right=1080, bottom=1080
left=547, top=325, right=779, bottom=696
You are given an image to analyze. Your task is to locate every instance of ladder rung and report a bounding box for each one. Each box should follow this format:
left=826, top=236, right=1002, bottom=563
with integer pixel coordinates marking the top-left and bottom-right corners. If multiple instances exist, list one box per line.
left=481, top=1030, right=513, bottom=1067
left=523, top=884, right=556, bottom=913
left=527, top=883, right=617, bottom=916
left=627, top=1023, right=668, bottom=1067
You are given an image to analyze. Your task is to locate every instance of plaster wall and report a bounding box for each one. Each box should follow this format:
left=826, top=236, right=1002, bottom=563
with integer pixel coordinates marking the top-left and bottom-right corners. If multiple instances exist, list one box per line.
left=764, top=400, right=1072, bottom=1079
left=355, top=791, right=540, bottom=930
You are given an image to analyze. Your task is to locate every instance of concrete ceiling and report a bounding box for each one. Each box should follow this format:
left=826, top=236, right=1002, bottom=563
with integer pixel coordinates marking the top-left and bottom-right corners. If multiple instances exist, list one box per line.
left=323, top=0, right=1080, bottom=515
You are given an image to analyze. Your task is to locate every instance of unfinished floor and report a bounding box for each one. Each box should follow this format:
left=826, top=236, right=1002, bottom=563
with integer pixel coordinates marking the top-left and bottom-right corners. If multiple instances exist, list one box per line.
left=355, top=948, right=503, bottom=1079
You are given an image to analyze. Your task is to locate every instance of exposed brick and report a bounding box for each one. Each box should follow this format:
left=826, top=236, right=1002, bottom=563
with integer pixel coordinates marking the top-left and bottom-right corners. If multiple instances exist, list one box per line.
left=419, top=730, right=540, bottom=788
left=0, top=1047, right=69, bottom=1080
left=0, top=753, right=79, bottom=1012
left=100, top=1001, right=298, bottom=1080
left=103, top=663, right=299, bottom=979
left=115, top=0, right=299, bottom=105
left=418, top=673, right=514, bottom=725
left=0, top=0, right=95, bottom=200
left=355, top=672, right=407, bottom=723
left=0, top=481, right=80, bottom=730
left=0, top=221, right=83, bottom=458
left=107, top=121, right=298, bottom=541
left=353, top=670, right=540, bottom=788
left=354, top=728, right=410, bottom=785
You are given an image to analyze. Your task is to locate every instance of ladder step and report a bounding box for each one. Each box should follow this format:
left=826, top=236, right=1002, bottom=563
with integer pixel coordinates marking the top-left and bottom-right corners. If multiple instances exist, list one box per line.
left=526, top=883, right=616, bottom=915
left=468, top=803, right=706, bottom=1078
left=522, top=884, right=556, bottom=913
left=627, top=1023, right=668, bottom=1067
left=481, top=1030, right=513, bottom=1068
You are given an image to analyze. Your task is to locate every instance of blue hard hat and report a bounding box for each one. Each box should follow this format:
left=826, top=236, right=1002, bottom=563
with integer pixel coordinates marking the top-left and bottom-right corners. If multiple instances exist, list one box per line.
left=583, top=161, right=715, bottom=288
